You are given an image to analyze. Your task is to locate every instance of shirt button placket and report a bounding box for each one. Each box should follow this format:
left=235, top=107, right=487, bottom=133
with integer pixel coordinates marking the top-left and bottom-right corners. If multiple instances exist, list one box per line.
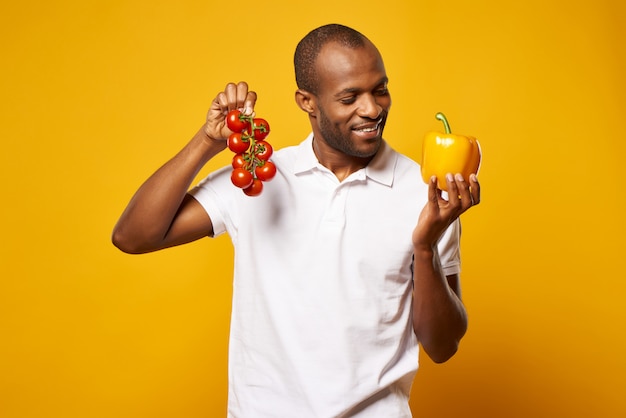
left=322, top=184, right=348, bottom=227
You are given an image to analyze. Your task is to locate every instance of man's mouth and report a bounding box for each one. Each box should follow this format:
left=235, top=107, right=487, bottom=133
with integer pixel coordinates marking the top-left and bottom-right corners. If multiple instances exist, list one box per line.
left=353, top=120, right=382, bottom=133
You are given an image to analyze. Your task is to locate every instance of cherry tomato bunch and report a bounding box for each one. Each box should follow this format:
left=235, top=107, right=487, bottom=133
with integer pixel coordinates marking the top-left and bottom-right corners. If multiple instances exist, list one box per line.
left=226, top=109, right=276, bottom=196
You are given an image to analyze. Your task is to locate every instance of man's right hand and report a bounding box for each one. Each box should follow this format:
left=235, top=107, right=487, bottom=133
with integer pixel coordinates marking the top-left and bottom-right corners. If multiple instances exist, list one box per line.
left=203, top=81, right=257, bottom=142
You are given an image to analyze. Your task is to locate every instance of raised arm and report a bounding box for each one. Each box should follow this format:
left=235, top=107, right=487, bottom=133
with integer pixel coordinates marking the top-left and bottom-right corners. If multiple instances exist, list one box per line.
left=112, top=82, right=256, bottom=254
left=412, top=173, right=480, bottom=363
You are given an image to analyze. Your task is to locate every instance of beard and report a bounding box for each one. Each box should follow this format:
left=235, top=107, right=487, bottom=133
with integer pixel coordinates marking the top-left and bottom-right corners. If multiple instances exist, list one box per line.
left=317, top=106, right=386, bottom=159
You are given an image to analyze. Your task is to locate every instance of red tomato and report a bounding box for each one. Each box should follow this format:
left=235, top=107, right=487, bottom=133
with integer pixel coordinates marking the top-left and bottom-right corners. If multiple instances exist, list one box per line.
left=255, top=161, right=276, bottom=181
left=231, top=167, right=253, bottom=189
left=226, top=110, right=250, bottom=133
left=232, top=153, right=247, bottom=169
left=252, top=118, right=270, bottom=140
left=228, top=132, right=250, bottom=154
left=243, top=178, right=263, bottom=196
left=254, top=141, right=273, bottom=161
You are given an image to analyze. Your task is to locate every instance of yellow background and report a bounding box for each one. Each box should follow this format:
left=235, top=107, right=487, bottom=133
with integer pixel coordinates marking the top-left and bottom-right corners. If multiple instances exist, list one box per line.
left=1, top=0, right=624, bottom=417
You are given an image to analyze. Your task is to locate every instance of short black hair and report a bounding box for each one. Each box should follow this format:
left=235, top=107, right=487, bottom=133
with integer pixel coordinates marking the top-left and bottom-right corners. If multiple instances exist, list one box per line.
left=294, top=24, right=369, bottom=94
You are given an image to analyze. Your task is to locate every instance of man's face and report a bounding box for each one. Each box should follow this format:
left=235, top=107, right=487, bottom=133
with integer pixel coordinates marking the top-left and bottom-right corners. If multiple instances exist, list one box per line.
left=311, top=41, right=391, bottom=159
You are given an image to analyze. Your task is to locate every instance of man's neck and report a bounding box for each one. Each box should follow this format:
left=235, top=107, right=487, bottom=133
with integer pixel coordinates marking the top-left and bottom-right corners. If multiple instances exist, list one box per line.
left=312, top=137, right=374, bottom=182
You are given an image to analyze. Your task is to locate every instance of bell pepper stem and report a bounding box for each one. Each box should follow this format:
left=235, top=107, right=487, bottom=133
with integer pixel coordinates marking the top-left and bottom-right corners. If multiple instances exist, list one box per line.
left=435, top=112, right=452, bottom=134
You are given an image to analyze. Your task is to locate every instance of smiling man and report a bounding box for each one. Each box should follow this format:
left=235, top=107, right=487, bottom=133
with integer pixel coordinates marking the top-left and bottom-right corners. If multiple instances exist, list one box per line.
left=296, top=37, right=390, bottom=166
left=112, top=24, right=480, bottom=417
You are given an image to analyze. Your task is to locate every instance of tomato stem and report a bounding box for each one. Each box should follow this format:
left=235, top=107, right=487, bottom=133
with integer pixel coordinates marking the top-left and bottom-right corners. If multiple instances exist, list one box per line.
left=435, top=112, right=452, bottom=134
left=243, top=114, right=257, bottom=175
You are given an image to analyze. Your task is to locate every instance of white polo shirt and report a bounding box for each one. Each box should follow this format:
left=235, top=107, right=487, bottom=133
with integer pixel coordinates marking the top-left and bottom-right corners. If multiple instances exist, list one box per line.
left=190, top=133, right=461, bottom=418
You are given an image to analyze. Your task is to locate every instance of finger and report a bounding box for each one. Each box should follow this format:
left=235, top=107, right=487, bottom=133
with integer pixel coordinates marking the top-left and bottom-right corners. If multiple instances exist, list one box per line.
left=234, top=81, right=255, bottom=115
left=446, top=173, right=460, bottom=206
left=236, top=81, right=254, bottom=115
left=469, top=174, right=481, bottom=206
left=209, top=91, right=229, bottom=117
left=428, top=175, right=440, bottom=207
left=224, top=82, right=239, bottom=111
left=242, top=90, right=257, bottom=116
left=455, top=173, right=473, bottom=209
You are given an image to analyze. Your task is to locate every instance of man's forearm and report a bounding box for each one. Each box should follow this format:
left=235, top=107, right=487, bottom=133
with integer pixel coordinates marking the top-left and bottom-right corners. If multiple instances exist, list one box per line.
left=412, top=246, right=468, bottom=363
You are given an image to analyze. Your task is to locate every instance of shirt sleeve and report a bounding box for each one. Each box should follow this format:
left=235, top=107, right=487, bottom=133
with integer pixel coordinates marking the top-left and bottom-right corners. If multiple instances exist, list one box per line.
left=188, top=166, right=231, bottom=237
left=437, top=219, right=461, bottom=276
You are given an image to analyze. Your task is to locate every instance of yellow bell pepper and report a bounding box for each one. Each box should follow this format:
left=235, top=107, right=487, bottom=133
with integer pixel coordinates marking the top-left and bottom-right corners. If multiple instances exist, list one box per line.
left=421, top=112, right=481, bottom=192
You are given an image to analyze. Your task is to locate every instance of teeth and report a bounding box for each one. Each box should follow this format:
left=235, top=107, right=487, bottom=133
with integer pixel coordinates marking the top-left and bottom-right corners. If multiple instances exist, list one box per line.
left=356, top=122, right=380, bottom=132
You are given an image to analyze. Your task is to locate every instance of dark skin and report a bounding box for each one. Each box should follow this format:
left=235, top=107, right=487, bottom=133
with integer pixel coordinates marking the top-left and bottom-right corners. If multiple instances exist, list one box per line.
left=113, top=40, right=480, bottom=364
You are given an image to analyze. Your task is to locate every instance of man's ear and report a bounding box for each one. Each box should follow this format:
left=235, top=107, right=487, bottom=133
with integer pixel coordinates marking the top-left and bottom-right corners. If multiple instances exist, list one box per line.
left=295, top=89, right=316, bottom=115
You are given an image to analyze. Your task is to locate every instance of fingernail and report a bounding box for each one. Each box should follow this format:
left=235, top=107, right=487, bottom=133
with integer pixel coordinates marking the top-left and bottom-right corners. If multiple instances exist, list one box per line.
left=455, top=173, right=465, bottom=182
left=446, top=173, right=454, bottom=183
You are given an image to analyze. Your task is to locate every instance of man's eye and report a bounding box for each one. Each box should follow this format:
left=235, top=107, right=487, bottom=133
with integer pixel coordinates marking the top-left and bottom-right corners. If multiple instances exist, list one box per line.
left=376, top=88, right=389, bottom=96
left=340, top=96, right=357, bottom=104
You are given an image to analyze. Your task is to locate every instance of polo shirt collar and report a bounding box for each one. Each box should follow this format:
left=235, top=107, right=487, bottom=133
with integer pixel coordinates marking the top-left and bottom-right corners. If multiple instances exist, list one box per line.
left=293, top=133, right=397, bottom=187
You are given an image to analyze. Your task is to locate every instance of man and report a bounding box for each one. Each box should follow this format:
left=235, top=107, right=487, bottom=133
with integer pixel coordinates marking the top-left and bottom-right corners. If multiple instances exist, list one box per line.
left=113, top=23, right=480, bottom=417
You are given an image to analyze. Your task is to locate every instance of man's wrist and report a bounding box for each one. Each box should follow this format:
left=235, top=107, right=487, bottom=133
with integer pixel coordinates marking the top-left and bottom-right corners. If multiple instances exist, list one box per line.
left=413, top=243, right=436, bottom=259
